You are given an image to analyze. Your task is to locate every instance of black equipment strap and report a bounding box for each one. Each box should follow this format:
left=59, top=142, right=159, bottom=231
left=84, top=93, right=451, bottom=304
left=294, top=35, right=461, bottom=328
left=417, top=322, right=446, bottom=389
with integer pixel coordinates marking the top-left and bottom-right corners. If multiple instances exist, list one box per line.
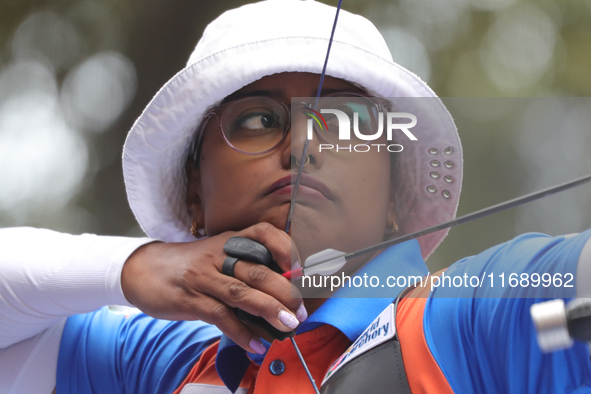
left=319, top=287, right=414, bottom=394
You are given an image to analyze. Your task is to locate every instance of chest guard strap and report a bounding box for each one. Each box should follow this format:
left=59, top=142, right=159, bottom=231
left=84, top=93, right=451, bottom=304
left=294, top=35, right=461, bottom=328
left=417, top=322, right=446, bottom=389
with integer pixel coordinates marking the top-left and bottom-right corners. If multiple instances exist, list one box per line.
left=319, top=288, right=413, bottom=394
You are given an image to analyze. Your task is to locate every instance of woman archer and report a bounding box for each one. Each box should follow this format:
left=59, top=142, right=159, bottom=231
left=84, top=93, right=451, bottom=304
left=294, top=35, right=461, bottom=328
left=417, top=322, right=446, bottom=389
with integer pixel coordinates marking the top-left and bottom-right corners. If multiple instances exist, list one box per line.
left=1, top=1, right=591, bottom=393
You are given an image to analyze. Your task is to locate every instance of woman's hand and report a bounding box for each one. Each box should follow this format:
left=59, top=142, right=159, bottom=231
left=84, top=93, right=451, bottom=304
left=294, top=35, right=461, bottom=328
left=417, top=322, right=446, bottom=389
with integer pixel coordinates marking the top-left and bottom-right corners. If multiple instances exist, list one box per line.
left=121, top=223, right=306, bottom=354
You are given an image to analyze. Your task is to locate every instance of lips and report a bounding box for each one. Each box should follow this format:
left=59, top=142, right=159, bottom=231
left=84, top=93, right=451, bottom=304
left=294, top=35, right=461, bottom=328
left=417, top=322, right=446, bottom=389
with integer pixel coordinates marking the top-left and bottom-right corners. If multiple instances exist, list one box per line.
left=267, top=174, right=334, bottom=200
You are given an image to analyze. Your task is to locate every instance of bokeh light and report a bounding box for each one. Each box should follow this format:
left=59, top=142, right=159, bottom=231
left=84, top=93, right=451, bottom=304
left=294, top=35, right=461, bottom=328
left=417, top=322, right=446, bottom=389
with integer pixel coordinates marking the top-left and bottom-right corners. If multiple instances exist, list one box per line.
left=61, top=51, right=136, bottom=132
left=0, top=66, right=87, bottom=220
left=11, top=11, right=81, bottom=71
left=514, top=99, right=591, bottom=235
left=481, top=4, right=557, bottom=93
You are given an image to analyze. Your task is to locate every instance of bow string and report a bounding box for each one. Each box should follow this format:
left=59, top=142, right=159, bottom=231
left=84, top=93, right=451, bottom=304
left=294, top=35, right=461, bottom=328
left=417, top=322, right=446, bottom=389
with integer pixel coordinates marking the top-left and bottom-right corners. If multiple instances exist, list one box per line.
left=284, top=0, right=344, bottom=235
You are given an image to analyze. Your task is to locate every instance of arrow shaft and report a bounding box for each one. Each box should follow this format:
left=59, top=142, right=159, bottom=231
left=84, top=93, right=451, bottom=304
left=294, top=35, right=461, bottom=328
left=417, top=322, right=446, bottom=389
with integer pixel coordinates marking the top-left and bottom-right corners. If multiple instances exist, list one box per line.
left=301, top=173, right=591, bottom=271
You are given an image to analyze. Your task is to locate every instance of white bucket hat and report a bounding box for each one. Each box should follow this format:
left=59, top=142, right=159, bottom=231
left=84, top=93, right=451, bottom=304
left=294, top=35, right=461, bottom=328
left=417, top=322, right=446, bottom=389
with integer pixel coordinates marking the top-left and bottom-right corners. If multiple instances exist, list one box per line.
left=122, top=0, right=463, bottom=259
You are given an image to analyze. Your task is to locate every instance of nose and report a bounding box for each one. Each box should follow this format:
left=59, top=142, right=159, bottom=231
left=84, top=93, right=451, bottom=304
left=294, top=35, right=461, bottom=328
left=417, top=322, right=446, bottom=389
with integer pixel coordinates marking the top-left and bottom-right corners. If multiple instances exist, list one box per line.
left=281, top=109, right=323, bottom=170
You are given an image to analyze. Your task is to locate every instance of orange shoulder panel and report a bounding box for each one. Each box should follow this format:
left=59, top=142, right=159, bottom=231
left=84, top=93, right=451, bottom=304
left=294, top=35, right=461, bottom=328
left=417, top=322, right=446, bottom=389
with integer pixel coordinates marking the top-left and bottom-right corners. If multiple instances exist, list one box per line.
left=396, top=279, right=455, bottom=394
left=172, top=340, right=257, bottom=394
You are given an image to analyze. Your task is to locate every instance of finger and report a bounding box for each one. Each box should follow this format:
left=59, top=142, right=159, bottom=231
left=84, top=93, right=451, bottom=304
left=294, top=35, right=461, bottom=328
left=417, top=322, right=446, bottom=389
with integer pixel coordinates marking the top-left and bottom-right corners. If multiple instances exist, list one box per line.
left=200, top=273, right=303, bottom=332
left=185, top=293, right=267, bottom=354
left=232, top=259, right=303, bottom=313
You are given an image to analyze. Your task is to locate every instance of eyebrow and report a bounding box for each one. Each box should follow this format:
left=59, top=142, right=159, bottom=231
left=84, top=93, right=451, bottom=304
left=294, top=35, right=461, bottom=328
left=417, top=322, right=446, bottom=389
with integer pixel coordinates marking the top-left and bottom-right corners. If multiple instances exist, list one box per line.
left=222, top=89, right=286, bottom=103
left=319, top=87, right=365, bottom=95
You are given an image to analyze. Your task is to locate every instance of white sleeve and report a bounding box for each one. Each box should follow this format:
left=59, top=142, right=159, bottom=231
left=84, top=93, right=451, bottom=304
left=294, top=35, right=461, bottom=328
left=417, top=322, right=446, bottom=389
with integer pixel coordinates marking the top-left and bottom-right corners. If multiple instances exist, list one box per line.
left=576, top=236, right=591, bottom=298
left=0, top=227, right=154, bottom=349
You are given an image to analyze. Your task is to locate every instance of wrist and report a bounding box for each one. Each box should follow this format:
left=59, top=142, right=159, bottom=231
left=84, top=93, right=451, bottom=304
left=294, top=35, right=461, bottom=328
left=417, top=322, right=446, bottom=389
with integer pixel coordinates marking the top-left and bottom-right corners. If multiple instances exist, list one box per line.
left=121, top=241, right=163, bottom=306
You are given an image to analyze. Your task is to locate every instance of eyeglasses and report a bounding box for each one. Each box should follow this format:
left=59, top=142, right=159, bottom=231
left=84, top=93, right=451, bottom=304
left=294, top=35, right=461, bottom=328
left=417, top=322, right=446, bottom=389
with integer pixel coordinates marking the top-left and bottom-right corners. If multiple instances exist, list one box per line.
left=190, top=92, right=387, bottom=160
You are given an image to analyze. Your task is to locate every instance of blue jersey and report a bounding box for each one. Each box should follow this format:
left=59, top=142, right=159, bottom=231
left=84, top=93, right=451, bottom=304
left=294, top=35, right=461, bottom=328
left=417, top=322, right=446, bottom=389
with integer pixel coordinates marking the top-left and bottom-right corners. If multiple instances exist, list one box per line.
left=56, top=231, right=591, bottom=393
left=422, top=231, right=591, bottom=393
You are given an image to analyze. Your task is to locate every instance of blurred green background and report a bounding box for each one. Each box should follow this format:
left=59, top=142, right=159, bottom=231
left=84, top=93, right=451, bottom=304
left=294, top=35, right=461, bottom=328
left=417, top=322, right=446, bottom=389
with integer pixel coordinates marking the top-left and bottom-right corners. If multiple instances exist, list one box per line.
left=0, top=0, right=590, bottom=271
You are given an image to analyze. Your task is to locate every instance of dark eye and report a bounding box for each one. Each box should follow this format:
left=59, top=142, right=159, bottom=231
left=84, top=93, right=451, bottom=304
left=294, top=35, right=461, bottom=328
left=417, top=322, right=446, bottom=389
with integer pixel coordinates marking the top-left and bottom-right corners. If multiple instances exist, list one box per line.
left=236, top=112, right=280, bottom=130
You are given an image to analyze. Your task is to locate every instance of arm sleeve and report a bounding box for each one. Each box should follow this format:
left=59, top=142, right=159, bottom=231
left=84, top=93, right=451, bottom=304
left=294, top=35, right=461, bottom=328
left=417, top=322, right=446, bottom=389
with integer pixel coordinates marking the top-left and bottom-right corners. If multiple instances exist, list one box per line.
left=423, top=230, right=591, bottom=393
left=0, top=227, right=154, bottom=349
left=56, top=308, right=221, bottom=394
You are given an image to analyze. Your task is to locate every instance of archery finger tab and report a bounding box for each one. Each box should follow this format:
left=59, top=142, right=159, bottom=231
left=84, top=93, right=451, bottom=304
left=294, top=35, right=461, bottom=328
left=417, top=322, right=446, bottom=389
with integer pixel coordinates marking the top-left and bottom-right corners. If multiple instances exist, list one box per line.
left=224, top=236, right=273, bottom=266
left=222, top=256, right=240, bottom=277
left=238, top=225, right=293, bottom=271
left=222, top=236, right=296, bottom=340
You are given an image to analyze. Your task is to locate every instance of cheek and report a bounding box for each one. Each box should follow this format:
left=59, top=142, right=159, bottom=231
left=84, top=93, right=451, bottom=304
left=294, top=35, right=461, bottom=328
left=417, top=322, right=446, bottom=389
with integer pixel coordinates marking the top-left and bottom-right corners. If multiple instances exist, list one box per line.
left=344, top=153, right=391, bottom=228
left=196, top=129, right=287, bottom=235
left=197, top=132, right=257, bottom=233
left=322, top=151, right=391, bottom=250
left=199, top=162, right=256, bottom=234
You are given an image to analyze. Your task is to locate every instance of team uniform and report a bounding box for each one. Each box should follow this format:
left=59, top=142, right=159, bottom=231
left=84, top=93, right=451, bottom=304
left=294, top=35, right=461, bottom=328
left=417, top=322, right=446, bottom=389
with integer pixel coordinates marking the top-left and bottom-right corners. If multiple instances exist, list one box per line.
left=56, top=232, right=591, bottom=393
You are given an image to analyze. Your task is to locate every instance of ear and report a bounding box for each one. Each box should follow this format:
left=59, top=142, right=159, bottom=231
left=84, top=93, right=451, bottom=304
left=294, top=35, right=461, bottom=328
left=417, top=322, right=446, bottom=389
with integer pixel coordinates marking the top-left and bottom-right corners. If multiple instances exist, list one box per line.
left=186, top=160, right=205, bottom=235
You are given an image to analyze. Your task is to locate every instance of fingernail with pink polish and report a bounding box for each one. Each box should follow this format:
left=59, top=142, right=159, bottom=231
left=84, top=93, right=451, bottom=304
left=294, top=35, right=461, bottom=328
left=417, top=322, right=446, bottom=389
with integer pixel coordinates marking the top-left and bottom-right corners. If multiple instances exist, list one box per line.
left=279, top=310, right=299, bottom=329
left=296, top=304, right=308, bottom=322
left=249, top=339, right=266, bottom=355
